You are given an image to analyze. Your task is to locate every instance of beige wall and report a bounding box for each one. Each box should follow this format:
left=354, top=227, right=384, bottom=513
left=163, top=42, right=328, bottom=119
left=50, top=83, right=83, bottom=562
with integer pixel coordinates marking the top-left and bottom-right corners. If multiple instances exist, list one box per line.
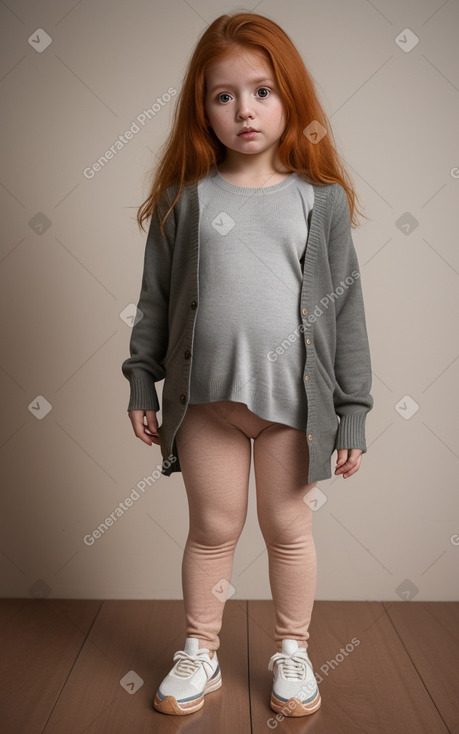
left=1, top=0, right=458, bottom=602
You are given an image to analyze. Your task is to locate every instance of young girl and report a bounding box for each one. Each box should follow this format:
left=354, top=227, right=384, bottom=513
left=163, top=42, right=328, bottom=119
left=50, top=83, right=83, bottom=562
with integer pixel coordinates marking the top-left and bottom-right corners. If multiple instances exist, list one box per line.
left=122, top=11, right=373, bottom=719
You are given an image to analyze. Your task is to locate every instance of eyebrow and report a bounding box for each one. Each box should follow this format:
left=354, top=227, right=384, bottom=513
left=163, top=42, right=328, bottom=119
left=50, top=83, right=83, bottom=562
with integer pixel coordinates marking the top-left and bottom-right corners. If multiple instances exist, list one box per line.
left=208, top=78, right=274, bottom=94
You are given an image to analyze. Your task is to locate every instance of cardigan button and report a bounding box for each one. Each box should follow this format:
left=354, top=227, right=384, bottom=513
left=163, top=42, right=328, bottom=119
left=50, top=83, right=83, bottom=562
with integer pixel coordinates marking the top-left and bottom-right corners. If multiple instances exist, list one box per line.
left=308, top=434, right=313, bottom=441
left=306, top=338, right=311, bottom=345
left=302, top=308, right=308, bottom=316
left=191, top=300, right=197, bottom=310
left=179, top=394, right=187, bottom=404
left=184, top=350, right=191, bottom=359
left=304, top=375, right=310, bottom=381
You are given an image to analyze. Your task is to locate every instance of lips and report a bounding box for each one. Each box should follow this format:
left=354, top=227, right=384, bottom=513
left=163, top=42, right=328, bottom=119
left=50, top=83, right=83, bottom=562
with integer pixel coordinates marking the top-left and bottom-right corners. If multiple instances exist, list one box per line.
left=238, top=128, right=258, bottom=135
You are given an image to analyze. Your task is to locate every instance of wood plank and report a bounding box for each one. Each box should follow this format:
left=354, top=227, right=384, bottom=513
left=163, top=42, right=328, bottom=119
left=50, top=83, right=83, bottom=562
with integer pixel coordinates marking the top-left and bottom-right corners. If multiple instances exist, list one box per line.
left=1, top=599, right=456, bottom=732
left=248, top=600, right=450, bottom=733
left=0, top=599, right=27, bottom=628
left=384, top=601, right=459, bottom=732
left=43, top=599, right=251, bottom=733
left=0, top=599, right=102, bottom=734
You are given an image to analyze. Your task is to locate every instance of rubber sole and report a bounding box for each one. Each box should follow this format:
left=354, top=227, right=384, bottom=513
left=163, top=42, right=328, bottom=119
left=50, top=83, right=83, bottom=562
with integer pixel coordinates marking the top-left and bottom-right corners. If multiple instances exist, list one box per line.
left=270, top=688, right=322, bottom=717
left=153, top=671, right=222, bottom=715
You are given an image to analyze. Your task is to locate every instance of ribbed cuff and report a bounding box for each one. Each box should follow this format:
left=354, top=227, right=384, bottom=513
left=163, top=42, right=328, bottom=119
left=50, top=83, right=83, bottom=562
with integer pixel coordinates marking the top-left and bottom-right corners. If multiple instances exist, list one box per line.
left=334, top=412, right=368, bottom=452
left=126, top=376, right=160, bottom=412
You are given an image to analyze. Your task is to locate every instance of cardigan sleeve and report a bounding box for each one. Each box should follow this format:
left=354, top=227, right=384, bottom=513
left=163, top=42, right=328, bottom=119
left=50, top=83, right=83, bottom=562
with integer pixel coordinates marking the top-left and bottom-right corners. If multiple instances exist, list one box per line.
left=328, top=184, right=374, bottom=452
left=121, top=192, right=176, bottom=412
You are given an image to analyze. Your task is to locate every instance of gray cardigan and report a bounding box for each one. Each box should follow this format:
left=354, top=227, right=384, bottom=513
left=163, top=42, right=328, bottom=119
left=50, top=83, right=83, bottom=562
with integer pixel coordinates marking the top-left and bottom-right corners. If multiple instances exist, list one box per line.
left=121, top=177, right=374, bottom=483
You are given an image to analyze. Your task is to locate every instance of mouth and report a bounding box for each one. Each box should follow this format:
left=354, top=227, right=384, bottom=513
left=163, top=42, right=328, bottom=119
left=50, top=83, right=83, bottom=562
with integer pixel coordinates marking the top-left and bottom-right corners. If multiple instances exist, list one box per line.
left=238, top=129, right=259, bottom=138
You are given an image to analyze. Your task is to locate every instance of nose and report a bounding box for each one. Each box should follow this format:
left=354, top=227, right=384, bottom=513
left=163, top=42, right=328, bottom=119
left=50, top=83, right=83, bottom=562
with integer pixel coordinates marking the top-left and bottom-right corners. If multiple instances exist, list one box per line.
left=236, top=93, right=255, bottom=120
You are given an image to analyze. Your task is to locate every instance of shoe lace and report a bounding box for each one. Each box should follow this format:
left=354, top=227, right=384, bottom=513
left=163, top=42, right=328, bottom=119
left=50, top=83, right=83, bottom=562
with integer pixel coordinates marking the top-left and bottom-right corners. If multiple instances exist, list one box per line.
left=268, top=650, right=310, bottom=680
left=173, top=650, right=214, bottom=678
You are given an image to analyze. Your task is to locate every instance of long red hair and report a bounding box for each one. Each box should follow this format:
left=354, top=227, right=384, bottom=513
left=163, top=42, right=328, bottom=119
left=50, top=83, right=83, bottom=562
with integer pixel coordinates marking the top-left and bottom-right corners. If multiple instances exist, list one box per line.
left=137, top=11, right=367, bottom=236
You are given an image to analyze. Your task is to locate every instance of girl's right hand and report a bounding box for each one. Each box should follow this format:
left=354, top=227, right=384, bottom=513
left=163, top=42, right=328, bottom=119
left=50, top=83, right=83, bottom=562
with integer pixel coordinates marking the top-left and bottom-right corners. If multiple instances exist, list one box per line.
left=128, top=410, right=161, bottom=446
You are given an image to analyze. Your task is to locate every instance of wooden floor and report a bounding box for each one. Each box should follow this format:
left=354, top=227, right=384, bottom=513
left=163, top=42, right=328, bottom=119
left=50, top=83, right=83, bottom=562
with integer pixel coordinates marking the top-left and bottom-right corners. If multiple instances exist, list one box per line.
left=0, top=599, right=458, bottom=733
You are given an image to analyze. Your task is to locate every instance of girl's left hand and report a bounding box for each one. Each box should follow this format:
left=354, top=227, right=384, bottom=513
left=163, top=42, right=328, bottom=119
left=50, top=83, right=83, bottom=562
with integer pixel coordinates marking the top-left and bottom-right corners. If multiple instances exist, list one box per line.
left=335, top=448, right=363, bottom=478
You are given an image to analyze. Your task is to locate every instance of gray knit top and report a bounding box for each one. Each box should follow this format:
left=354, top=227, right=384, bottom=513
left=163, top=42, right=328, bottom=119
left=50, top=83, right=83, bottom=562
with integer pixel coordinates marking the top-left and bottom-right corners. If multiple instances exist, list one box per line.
left=189, top=167, right=315, bottom=431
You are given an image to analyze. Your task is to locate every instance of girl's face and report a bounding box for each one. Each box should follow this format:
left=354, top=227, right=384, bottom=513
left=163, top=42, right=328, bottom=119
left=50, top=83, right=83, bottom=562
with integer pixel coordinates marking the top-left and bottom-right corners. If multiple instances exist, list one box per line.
left=204, top=46, right=287, bottom=168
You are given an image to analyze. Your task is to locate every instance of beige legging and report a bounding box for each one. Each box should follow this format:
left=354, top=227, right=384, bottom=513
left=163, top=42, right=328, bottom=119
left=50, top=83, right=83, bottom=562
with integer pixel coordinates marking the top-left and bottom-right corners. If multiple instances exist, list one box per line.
left=175, top=400, right=318, bottom=655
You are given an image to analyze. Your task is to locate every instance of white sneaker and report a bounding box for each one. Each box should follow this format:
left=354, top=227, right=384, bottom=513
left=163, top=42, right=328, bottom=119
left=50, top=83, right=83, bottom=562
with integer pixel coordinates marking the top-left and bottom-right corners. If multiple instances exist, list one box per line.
left=268, top=639, right=321, bottom=716
left=153, top=637, right=222, bottom=715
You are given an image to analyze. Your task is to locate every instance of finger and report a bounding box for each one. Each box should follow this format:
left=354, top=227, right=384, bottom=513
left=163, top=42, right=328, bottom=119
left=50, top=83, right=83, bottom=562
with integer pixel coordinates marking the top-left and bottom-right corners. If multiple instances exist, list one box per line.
left=142, top=412, right=162, bottom=446
left=129, top=411, right=155, bottom=445
left=342, top=464, right=360, bottom=478
left=128, top=410, right=145, bottom=433
left=341, top=457, right=362, bottom=478
left=145, top=410, right=159, bottom=436
left=335, top=461, right=353, bottom=474
left=336, top=449, right=348, bottom=466
left=335, top=451, right=350, bottom=473
left=336, top=453, right=361, bottom=472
